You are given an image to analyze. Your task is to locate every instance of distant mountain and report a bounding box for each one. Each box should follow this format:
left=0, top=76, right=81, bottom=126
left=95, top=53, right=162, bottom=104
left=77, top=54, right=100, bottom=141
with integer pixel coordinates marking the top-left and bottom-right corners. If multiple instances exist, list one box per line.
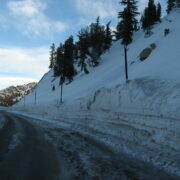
left=0, top=82, right=37, bottom=106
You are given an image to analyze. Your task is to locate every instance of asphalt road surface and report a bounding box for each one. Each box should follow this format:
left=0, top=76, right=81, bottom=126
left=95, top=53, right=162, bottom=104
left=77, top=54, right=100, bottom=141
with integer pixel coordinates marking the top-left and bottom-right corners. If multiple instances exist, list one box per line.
left=0, top=111, right=178, bottom=180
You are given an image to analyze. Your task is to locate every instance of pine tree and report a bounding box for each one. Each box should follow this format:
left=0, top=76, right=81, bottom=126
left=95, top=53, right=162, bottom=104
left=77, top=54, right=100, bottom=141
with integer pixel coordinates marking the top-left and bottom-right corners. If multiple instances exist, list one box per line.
left=147, top=0, right=157, bottom=25
left=77, top=17, right=111, bottom=70
left=118, top=0, right=139, bottom=45
left=120, top=8, right=133, bottom=45
left=49, top=43, right=56, bottom=69
left=141, top=7, right=149, bottom=31
left=104, top=21, right=112, bottom=50
left=54, top=43, right=64, bottom=76
left=89, top=16, right=106, bottom=66
left=167, top=0, right=175, bottom=14
left=77, top=28, right=90, bottom=73
left=156, top=3, right=161, bottom=22
left=63, top=36, right=75, bottom=82
left=141, top=0, right=157, bottom=35
left=118, top=0, right=139, bottom=82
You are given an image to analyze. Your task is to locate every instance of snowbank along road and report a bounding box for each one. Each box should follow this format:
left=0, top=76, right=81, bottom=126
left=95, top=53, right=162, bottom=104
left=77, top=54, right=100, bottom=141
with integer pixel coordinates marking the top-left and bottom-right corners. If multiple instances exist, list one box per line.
left=0, top=110, right=178, bottom=180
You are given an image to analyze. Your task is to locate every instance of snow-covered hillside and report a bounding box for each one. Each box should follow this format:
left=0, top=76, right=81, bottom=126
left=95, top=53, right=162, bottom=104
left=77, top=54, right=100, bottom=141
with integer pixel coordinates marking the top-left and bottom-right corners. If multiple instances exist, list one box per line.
left=0, top=82, right=37, bottom=106
left=13, top=10, right=180, bottom=176
left=15, top=11, right=180, bottom=108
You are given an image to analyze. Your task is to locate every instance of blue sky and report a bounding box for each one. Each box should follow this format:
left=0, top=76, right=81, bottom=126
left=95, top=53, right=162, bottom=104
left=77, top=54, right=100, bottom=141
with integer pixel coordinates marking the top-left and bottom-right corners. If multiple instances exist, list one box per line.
left=0, top=0, right=164, bottom=89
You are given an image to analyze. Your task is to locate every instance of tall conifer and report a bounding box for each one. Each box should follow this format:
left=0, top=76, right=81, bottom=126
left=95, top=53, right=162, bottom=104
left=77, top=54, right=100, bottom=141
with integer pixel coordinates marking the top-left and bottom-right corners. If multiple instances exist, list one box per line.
left=118, top=0, right=139, bottom=45
left=104, top=22, right=112, bottom=50
left=156, top=3, right=162, bottom=22
left=49, top=43, right=56, bottom=69
left=167, top=0, right=175, bottom=13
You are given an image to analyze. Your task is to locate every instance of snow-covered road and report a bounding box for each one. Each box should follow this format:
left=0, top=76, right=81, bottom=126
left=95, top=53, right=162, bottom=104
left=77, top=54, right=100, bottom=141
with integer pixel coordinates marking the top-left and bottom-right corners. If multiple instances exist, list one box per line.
left=0, top=111, right=178, bottom=180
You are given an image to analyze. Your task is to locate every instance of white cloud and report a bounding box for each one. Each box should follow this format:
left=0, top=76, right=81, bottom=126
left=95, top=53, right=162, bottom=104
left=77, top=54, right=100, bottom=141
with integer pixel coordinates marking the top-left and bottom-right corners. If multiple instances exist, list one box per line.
left=0, top=47, right=49, bottom=89
left=7, top=0, right=67, bottom=38
left=75, top=0, right=119, bottom=19
left=7, top=0, right=44, bottom=17
left=75, top=0, right=164, bottom=20
left=0, top=77, right=38, bottom=89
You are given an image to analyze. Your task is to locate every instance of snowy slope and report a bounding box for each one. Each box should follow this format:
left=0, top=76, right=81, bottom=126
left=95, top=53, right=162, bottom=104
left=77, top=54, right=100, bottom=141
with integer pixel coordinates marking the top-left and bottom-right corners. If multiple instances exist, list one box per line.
left=15, top=11, right=180, bottom=107
left=13, top=10, right=180, bottom=176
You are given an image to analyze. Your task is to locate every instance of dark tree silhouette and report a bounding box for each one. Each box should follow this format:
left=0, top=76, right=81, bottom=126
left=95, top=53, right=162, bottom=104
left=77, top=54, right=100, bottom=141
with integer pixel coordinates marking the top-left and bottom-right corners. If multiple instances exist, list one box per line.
left=49, top=43, right=56, bottom=69
left=118, top=0, right=139, bottom=45
left=167, top=0, right=175, bottom=13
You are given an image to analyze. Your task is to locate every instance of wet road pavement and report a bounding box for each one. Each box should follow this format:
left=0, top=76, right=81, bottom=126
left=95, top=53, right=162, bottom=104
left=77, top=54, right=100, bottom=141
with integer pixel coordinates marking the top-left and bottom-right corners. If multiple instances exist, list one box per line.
left=0, top=111, right=178, bottom=180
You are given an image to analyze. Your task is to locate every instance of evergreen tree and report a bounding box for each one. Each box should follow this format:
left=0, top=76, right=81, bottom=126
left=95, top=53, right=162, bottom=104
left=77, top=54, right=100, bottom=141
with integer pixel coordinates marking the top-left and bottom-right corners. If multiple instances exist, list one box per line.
left=118, top=0, right=139, bottom=82
left=77, top=17, right=111, bottom=70
left=156, top=3, right=161, bottom=22
left=120, top=8, right=133, bottom=45
left=147, top=0, right=157, bottom=25
left=54, top=43, right=64, bottom=76
left=141, top=7, right=149, bottom=31
left=49, top=43, right=56, bottom=69
left=141, top=0, right=158, bottom=35
left=89, top=16, right=106, bottom=66
left=77, top=28, right=90, bottom=73
left=63, top=36, right=75, bottom=82
left=104, top=22, right=112, bottom=50
left=51, top=16, right=114, bottom=78
left=167, top=0, right=175, bottom=13
left=118, top=0, right=139, bottom=45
